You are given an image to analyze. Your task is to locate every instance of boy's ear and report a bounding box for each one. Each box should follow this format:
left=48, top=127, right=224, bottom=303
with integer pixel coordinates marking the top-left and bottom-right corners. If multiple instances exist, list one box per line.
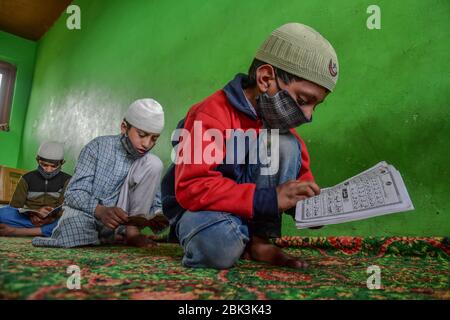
left=255, top=64, right=276, bottom=94
left=120, top=121, right=127, bottom=134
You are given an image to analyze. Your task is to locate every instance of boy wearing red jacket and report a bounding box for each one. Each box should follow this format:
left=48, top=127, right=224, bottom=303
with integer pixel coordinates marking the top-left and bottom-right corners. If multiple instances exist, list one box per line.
left=162, top=23, right=339, bottom=269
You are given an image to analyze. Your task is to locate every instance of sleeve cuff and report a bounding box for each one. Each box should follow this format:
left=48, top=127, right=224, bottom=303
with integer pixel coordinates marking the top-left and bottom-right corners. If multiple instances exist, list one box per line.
left=252, top=187, right=279, bottom=219
left=88, top=197, right=99, bottom=217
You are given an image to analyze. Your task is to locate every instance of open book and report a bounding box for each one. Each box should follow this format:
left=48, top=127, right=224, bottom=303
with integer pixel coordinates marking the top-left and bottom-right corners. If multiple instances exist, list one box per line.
left=18, top=205, right=63, bottom=219
left=125, top=213, right=169, bottom=234
left=295, top=161, right=414, bottom=229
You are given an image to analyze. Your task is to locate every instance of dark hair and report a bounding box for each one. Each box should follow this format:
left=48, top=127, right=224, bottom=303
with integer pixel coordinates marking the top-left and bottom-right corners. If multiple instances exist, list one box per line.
left=36, top=156, right=63, bottom=165
left=123, top=119, right=132, bottom=130
left=242, top=58, right=303, bottom=89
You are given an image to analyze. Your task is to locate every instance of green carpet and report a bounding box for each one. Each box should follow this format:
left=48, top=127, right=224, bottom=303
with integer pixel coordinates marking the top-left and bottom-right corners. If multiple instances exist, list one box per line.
left=0, top=236, right=448, bottom=300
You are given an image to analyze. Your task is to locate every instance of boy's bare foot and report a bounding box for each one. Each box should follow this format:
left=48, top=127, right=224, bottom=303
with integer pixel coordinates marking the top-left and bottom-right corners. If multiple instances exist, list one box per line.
left=245, top=235, right=309, bottom=269
left=113, top=233, right=126, bottom=244
left=0, top=224, right=15, bottom=236
left=126, top=234, right=157, bottom=248
left=0, top=224, right=43, bottom=237
left=241, top=250, right=251, bottom=260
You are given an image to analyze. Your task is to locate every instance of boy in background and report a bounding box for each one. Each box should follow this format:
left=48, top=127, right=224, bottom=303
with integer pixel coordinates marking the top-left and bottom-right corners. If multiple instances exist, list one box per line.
left=0, top=141, right=71, bottom=237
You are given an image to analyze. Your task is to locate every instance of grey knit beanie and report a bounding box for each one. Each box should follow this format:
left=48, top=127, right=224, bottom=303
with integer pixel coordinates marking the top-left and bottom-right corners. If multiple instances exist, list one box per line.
left=255, top=23, right=339, bottom=91
left=37, top=141, right=64, bottom=161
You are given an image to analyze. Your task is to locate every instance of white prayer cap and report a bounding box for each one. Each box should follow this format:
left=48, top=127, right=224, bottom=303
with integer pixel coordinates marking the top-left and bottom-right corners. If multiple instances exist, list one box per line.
left=37, top=141, right=64, bottom=161
left=124, top=98, right=165, bottom=134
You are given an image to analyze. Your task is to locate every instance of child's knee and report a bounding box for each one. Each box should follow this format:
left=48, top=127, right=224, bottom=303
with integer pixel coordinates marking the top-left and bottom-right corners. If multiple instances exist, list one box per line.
left=182, top=222, right=248, bottom=269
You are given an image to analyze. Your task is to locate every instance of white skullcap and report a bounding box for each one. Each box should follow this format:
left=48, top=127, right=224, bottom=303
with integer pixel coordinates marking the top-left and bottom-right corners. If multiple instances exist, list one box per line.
left=37, top=141, right=64, bottom=160
left=124, top=98, right=165, bottom=134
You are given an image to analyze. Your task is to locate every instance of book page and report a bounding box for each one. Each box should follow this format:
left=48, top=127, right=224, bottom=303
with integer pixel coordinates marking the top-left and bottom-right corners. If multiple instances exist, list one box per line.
left=18, top=205, right=63, bottom=218
left=295, top=162, right=413, bottom=228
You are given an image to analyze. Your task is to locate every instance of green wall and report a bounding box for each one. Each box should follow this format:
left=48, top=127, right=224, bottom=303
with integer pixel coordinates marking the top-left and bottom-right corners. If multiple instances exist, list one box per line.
left=0, top=31, right=36, bottom=168
left=16, top=0, right=450, bottom=235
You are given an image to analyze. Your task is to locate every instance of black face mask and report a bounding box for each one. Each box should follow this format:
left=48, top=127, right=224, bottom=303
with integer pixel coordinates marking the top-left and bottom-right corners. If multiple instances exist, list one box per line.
left=256, top=75, right=312, bottom=133
left=120, top=134, right=148, bottom=160
left=37, top=165, right=61, bottom=180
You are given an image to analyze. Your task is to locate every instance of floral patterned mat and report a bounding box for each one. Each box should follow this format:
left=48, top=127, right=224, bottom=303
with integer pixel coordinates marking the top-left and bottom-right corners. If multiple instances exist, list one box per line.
left=0, top=236, right=448, bottom=300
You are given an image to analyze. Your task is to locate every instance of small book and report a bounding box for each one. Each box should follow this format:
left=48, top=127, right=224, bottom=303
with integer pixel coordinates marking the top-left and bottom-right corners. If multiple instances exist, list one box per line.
left=125, top=213, right=169, bottom=233
left=18, top=205, right=63, bottom=219
left=295, top=161, right=414, bottom=229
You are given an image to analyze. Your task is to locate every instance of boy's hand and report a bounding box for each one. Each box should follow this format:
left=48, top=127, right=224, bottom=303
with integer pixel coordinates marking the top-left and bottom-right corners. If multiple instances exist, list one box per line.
left=30, top=214, right=45, bottom=227
left=36, top=206, right=54, bottom=219
left=276, top=180, right=320, bottom=213
left=94, top=205, right=128, bottom=230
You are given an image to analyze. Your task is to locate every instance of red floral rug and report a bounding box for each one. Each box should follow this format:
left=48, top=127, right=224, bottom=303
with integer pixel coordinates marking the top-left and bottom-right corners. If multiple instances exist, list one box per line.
left=0, top=236, right=448, bottom=299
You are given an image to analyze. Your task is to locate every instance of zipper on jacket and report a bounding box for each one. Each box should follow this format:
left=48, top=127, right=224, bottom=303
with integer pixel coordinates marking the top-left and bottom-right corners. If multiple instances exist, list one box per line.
left=45, top=179, right=48, bottom=204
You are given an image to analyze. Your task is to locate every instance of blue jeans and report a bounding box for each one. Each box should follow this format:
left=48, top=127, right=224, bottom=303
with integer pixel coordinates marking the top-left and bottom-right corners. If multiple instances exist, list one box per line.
left=0, top=206, right=59, bottom=237
left=176, top=132, right=302, bottom=269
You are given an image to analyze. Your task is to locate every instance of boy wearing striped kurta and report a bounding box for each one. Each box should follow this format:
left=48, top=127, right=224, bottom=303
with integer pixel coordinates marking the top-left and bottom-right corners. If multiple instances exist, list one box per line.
left=32, top=99, right=168, bottom=248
